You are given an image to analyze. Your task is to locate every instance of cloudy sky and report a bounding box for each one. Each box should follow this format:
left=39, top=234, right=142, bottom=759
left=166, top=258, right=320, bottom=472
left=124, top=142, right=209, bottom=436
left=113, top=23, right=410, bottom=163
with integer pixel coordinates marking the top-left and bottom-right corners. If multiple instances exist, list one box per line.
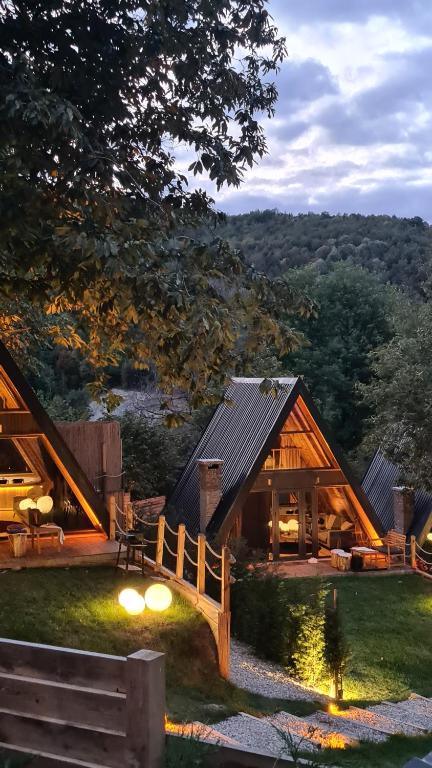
left=207, top=1, right=432, bottom=219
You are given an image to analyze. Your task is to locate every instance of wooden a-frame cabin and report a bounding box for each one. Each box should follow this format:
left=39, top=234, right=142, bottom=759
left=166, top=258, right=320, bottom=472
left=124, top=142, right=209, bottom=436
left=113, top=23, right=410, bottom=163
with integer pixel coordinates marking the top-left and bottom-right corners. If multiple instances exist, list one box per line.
left=169, top=378, right=383, bottom=559
left=0, top=340, right=121, bottom=539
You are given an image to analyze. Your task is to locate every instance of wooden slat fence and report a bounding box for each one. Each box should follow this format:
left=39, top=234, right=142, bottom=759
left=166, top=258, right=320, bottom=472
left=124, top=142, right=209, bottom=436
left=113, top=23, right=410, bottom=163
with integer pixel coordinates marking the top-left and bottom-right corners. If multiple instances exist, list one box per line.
left=109, top=499, right=232, bottom=679
left=0, top=638, right=165, bottom=768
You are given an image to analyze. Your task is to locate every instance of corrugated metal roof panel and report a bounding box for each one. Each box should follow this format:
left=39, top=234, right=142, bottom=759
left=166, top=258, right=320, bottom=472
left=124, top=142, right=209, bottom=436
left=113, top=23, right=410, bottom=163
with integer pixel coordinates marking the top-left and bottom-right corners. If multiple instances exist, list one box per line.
left=168, top=378, right=297, bottom=534
left=362, top=450, right=432, bottom=539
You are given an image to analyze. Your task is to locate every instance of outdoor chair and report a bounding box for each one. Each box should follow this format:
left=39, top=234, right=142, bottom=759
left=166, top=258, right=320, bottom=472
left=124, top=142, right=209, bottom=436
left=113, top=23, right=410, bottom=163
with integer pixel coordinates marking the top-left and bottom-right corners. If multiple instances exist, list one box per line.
left=364, top=529, right=407, bottom=568
left=115, top=509, right=146, bottom=575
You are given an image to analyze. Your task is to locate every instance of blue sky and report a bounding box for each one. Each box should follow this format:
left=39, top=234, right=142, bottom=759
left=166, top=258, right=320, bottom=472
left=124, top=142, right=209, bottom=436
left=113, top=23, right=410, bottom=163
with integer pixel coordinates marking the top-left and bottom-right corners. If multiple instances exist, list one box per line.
left=195, top=1, right=432, bottom=219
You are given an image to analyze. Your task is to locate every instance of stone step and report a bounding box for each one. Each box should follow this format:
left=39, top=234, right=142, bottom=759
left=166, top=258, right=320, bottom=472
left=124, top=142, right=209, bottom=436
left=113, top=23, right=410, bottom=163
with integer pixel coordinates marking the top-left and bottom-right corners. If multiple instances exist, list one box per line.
left=213, top=713, right=309, bottom=756
left=335, top=705, right=409, bottom=735
left=380, top=700, right=432, bottom=731
left=368, top=704, right=429, bottom=735
left=408, top=695, right=432, bottom=716
left=270, top=710, right=355, bottom=750
left=305, top=710, right=387, bottom=744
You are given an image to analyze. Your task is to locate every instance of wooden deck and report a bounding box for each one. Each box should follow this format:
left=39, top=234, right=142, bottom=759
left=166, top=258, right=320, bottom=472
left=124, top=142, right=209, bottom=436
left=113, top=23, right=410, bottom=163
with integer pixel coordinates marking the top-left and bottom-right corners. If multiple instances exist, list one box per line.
left=0, top=531, right=118, bottom=569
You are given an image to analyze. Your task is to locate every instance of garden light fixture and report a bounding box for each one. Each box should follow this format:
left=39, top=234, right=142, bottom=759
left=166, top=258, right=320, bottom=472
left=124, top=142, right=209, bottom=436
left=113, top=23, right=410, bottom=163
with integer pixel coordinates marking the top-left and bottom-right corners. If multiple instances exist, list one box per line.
left=145, top=583, right=172, bottom=612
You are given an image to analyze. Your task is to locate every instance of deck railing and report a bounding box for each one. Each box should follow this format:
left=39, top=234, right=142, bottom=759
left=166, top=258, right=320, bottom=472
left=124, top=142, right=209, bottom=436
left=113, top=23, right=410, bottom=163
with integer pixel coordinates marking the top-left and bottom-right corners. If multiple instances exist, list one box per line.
left=263, top=447, right=303, bottom=470
left=108, top=497, right=232, bottom=678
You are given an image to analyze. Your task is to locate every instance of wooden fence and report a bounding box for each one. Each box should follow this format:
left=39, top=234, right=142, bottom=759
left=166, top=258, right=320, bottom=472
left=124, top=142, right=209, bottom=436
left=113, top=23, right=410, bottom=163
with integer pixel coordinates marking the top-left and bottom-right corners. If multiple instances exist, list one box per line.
left=0, top=637, right=165, bottom=768
left=109, top=499, right=232, bottom=679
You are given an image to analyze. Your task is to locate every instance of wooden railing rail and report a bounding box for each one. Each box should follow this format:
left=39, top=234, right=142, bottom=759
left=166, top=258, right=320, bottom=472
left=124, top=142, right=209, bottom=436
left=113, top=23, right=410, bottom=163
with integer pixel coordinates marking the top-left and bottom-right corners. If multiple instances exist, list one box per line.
left=0, top=638, right=165, bottom=768
left=109, top=500, right=232, bottom=678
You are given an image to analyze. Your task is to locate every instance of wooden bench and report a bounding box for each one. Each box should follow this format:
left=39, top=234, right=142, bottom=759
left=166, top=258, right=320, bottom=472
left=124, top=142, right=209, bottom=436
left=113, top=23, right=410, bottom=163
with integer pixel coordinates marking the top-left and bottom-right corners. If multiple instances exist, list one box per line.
left=366, top=529, right=407, bottom=569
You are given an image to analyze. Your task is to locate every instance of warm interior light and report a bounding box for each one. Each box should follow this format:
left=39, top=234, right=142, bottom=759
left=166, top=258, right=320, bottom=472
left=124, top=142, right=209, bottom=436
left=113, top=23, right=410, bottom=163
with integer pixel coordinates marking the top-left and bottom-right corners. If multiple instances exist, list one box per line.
left=427, top=533, right=432, bottom=542
left=19, top=497, right=36, bottom=510
left=118, top=588, right=145, bottom=615
left=145, top=583, right=172, bottom=612
left=36, top=495, right=53, bottom=514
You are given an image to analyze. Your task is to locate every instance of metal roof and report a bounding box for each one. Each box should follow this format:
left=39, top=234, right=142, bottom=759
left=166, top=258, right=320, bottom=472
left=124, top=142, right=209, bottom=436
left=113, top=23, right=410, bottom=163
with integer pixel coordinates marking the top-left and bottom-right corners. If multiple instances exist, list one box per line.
left=168, top=378, right=298, bottom=534
left=362, top=450, right=432, bottom=540
left=168, top=377, right=382, bottom=538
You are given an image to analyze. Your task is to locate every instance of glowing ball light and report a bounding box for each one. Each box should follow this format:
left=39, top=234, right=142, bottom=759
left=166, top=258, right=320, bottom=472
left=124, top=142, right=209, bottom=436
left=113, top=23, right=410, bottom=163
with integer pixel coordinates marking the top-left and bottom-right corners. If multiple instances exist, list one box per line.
left=118, top=588, right=145, bottom=616
left=145, top=583, right=172, bottom=612
left=19, top=498, right=36, bottom=511
left=37, top=495, right=54, bottom=514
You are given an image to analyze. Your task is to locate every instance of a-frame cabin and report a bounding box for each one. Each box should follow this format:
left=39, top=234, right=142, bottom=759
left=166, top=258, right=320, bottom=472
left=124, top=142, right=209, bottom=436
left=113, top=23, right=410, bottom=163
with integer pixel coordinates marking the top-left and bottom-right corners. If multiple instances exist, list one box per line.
left=0, top=340, right=109, bottom=536
left=169, top=378, right=383, bottom=559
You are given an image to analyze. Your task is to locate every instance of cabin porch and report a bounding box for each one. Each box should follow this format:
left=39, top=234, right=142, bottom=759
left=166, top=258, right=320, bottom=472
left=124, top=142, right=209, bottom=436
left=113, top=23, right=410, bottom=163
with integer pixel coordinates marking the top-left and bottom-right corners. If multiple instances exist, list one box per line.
left=0, top=530, right=118, bottom=569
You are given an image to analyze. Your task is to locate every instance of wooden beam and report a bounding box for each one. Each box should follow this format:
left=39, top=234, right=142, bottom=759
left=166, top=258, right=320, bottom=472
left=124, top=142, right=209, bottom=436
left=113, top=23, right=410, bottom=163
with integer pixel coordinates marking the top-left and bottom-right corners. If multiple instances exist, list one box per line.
left=311, top=487, right=319, bottom=558
left=298, top=490, right=307, bottom=559
left=252, top=468, right=347, bottom=493
left=271, top=490, right=280, bottom=561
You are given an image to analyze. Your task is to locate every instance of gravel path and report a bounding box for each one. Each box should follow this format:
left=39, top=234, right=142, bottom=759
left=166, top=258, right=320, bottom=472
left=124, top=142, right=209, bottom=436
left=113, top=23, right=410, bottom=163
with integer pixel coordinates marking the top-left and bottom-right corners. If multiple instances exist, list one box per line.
left=230, top=639, right=327, bottom=702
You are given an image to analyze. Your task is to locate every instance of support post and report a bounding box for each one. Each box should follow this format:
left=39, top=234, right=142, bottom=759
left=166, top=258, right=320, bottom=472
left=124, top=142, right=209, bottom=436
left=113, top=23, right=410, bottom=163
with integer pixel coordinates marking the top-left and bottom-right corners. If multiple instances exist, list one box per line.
left=197, top=534, right=206, bottom=594
left=108, top=494, right=116, bottom=541
left=217, top=611, right=230, bottom=679
left=176, top=524, right=185, bottom=579
left=311, top=487, right=319, bottom=558
left=126, top=649, right=165, bottom=768
left=125, top=492, right=133, bottom=531
left=271, top=490, right=280, bottom=561
left=298, top=490, right=307, bottom=560
left=221, top=546, right=230, bottom=613
left=411, top=535, right=416, bottom=569
left=155, top=515, right=165, bottom=568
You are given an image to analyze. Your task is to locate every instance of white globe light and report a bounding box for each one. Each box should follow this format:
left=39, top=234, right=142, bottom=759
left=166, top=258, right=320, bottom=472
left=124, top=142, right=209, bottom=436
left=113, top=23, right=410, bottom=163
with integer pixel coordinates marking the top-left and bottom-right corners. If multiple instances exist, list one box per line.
left=118, top=588, right=145, bottom=615
left=36, top=496, right=54, bottom=514
left=19, top=498, right=36, bottom=510
left=145, top=583, right=172, bottom=612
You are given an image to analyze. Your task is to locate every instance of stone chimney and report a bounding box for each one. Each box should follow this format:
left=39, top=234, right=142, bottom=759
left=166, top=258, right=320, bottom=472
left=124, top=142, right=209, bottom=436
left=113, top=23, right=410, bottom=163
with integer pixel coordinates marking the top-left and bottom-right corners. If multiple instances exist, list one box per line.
left=392, top=486, right=414, bottom=534
left=198, top=459, right=224, bottom=533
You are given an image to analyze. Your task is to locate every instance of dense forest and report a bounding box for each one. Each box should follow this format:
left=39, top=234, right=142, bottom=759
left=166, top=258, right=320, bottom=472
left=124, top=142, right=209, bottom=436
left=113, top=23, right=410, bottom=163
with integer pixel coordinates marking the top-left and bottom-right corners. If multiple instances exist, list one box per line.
left=206, top=211, right=432, bottom=293
left=20, top=210, right=431, bottom=496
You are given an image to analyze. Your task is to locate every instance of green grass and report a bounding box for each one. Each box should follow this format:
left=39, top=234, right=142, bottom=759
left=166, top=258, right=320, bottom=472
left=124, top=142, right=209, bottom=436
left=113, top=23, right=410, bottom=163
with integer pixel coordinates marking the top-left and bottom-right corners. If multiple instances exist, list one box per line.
left=0, top=566, right=319, bottom=723
left=328, top=573, right=432, bottom=704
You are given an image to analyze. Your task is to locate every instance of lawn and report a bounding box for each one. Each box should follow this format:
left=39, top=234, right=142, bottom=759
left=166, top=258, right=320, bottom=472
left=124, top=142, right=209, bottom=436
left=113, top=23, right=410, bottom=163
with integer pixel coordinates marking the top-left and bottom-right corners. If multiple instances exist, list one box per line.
left=0, top=565, right=317, bottom=723
left=330, top=573, right=432, bottom=704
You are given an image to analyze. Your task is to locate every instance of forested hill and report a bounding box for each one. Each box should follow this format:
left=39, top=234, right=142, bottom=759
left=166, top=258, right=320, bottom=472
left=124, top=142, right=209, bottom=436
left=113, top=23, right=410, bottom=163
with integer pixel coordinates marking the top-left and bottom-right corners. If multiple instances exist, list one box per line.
left=211, top=211, right=432, bottom=293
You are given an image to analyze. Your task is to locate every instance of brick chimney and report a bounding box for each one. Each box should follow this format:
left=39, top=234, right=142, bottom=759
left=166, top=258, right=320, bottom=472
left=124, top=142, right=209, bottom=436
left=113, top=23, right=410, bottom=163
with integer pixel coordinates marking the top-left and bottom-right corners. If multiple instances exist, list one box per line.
left=198, top=459, right=224, bottom=533
left=392, top=486, right=414, bottom=534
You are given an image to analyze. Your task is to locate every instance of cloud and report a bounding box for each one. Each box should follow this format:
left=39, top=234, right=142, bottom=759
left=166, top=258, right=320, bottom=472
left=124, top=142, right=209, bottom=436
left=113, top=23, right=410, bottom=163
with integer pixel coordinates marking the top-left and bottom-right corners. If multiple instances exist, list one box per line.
left=270, top=0, right=432, bottom=27
left=197, top=1, right=432, bottom=220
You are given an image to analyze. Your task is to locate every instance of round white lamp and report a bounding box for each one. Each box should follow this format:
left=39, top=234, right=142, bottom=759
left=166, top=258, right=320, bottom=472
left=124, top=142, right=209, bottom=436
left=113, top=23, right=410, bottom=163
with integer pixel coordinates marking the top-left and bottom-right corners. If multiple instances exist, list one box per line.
left=118, top=588, right=145, bottom=615
left=36, top=496, right=54, bottom=514
left=19, top=498, right=37, bottom=511
left=145, top=583, right=172, bottom=612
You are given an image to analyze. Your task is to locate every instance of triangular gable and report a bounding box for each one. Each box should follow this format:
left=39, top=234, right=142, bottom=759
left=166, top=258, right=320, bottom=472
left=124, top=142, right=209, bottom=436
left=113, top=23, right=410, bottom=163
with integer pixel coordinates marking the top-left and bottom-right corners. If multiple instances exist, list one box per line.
left=169, top=377, right=383, bottom=541
left=0, top=340, right=107, bottom=532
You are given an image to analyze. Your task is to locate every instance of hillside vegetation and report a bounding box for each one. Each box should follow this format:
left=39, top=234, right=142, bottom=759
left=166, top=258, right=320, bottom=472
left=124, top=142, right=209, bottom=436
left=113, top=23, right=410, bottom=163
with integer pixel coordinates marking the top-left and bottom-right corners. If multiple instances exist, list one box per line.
left=208, top=211, right=432, bottom=293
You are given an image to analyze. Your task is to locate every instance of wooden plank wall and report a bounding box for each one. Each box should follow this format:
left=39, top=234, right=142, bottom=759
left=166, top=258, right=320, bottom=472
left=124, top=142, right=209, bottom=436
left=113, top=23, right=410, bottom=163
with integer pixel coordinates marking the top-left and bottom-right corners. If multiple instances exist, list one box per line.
left=0, top=638, right=165, bottom=768
left=56, top=421, right=123, bottom=499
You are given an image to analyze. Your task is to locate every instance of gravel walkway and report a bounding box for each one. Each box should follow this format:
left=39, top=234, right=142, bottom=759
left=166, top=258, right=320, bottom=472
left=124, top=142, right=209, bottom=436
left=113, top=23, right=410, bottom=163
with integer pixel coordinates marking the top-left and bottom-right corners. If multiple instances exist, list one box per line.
left=230, top=640, right=327, bottom=702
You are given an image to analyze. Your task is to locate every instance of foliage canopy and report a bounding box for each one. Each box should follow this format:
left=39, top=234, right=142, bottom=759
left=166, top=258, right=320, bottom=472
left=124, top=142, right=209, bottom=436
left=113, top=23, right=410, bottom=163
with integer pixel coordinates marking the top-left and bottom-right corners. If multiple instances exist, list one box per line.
left=0, top=0, right=311, bottom=413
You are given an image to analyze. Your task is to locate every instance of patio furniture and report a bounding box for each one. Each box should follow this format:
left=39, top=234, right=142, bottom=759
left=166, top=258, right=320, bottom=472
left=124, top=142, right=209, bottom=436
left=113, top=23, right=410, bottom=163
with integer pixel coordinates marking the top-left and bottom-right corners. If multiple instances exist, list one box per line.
left=351, top=546, right=387, bottom=571
left=26, top=510, right=63, bottom=554
left=360, top=529, right=407, bottom=569
left=337, top=552, right=352, bottom=571
left=6, top=523, right=27, bottom=557
left=330, top=548, right=345, bottom=568
left=115, top=509, right=146, bottom=575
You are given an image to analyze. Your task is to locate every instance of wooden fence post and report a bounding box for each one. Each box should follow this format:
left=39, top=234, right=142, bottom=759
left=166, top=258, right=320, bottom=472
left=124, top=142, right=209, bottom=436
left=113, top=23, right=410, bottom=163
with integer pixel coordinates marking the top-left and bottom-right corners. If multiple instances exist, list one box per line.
left=221, top=546, right=230, bottom=613
left=411, top=535, right=416, bottom=569
left=217, top=611, right=230, bottom=679
left=176, top=524, right=185, bottom=579
left=108, top=494, right=116, bottom=541
left=126, top=649, right=165, bottom=768
left=125, top=493, right=133, bottom=531
left=155, top=515, right=165, bottom=568
left=197, top=534, right=206, bottom=594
